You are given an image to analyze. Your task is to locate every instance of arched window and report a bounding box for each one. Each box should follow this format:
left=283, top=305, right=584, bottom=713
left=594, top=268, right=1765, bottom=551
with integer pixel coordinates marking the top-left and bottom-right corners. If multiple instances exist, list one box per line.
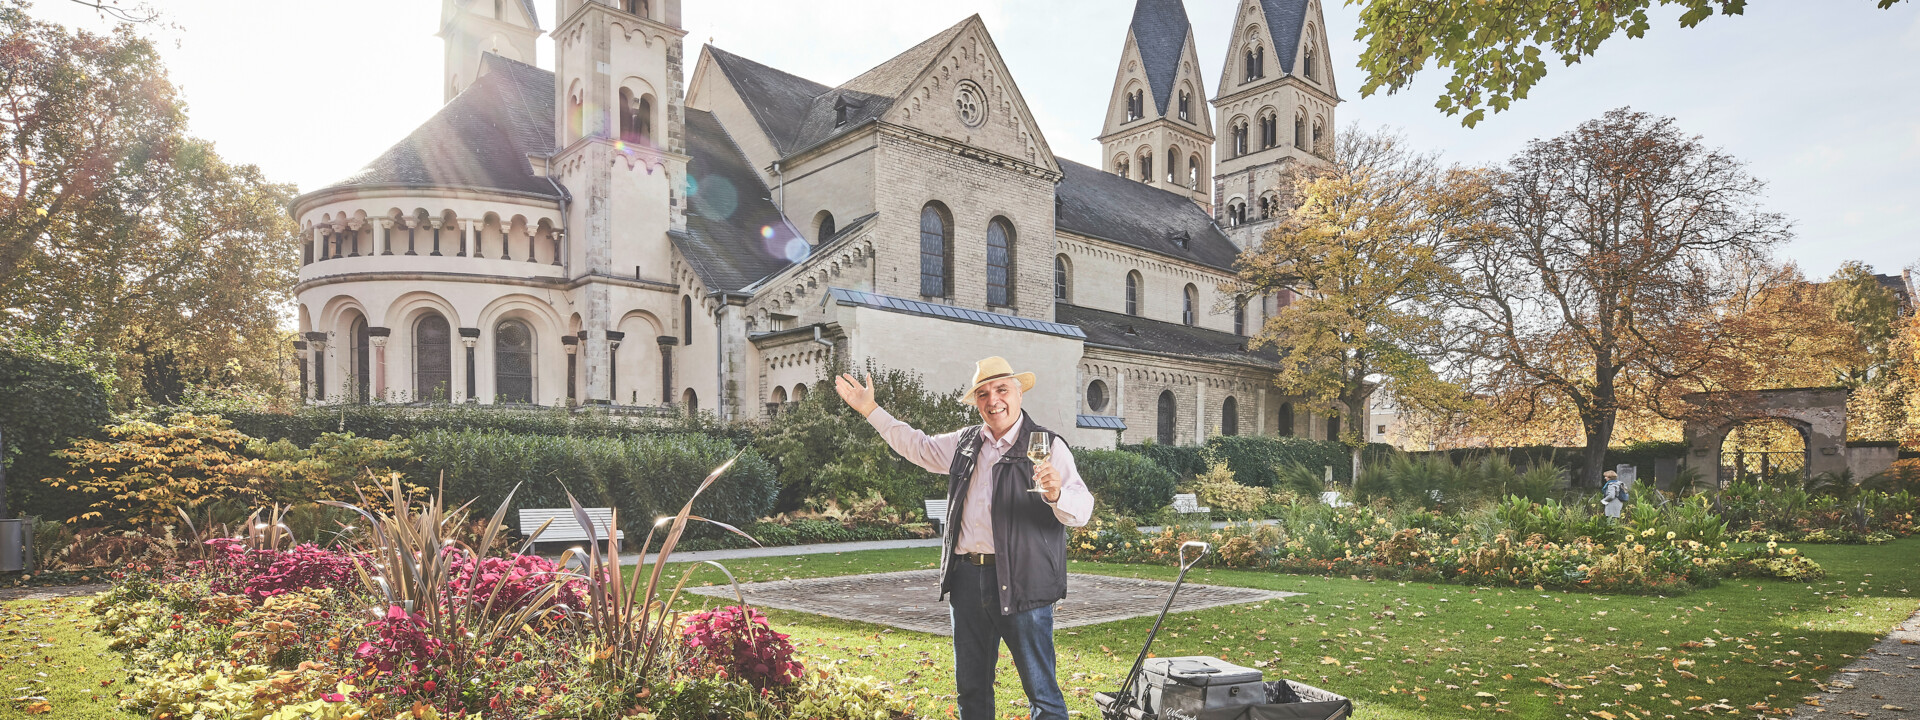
left=1115, top=156, right=1130, bottom=178
left=986, top=217, right=1014, bottom=307
left=1261, top=112, right=1278, bottom=149
left=1156, top=390, right=1177, bottom=444
left=494, top=318, right=535, bottom=404
left=1260, top=193, right=1279, bottom=220
left=1233, top=299, right=1246, bottom=336
left=1232, top=120, right=1249, bottom=156
left=1303, top=48, right=1315, bottom=80
left=618, top=89, right=639, bottom=144
left=567, top=84, right=584, bottom=144
left=1327, top=415, right=1341, bottom=441
left=1222, top=397, right=1239, bottom=436
left=919, top=203, right=951, bottom=297
left=1312, top=117, right=1325, bottom=149
left=1139, top=152, right=1153, bottom=183
left=1086, top=379, right=1108, bottom=413
left=682, top=295, right=693, bottom=346
left=1245, top=45, right=1264, bottom=82
left=1054, top=254, right=1070, bottom=302
left=1278, top=402, right=1294, bottom=436
left=1294, top=113, right=1306, bottom=149
left=1227, top=201, right=1245, bottom=226
left=414, top=313, right=452, bottom=402
left=1182, top=284, right=1198, bottom=326
left=1165, top=147, right=1178, bottom=184
left=628, top=0, right=649, bottom=18
left=1125, top=271, right=1142, bottom=316
left=817, top=211, right=836, bottom=241
left=682, top=388, right=698, bottom=412
left=770, top=385, right=787, bottom=407
left=1188, top=155, right=1200, bottom=189
left=1177, top=90, right=1191, bottom=121
left=1125, top=89, right=1144, bottom=122
left=349, top=316, right=370, bottom=404
left=792, top=383, right=807, bottom=402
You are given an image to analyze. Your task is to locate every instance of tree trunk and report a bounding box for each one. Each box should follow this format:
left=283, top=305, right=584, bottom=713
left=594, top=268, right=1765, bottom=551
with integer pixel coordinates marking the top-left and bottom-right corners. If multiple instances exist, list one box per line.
left=1579, top=409, right=1616, bottom=489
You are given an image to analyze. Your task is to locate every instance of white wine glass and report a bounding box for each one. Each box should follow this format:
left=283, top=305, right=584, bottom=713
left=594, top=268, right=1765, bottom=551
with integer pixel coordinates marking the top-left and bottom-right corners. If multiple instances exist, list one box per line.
left=1026, top=431, right=1050, bottom=492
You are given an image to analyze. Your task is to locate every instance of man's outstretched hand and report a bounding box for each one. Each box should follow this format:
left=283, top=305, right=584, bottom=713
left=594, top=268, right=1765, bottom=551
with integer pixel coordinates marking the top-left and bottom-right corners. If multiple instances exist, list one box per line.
left=835, top=372, right=879, bottom=418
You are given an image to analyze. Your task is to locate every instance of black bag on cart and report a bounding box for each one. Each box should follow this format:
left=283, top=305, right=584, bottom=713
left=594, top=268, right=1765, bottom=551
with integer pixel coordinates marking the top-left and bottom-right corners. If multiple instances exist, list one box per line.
left=1131, top=657, right=1265, bottom=716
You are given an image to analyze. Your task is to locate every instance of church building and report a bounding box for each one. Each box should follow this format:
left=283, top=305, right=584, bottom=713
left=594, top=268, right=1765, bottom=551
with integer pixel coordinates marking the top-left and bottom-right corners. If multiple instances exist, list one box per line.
left=289, top=0, right=1344, bottom=448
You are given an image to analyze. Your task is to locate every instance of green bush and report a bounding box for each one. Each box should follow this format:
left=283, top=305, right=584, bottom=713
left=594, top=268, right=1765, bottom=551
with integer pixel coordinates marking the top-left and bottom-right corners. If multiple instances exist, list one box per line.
left=1, top=330, right=114, bottom=520
left=1075, top=448, right=1177, bottom=517
left=753, top=361, right=975, bottom=513
left=149, top=400, right=736, bottom=448
left=1119, top=442, right=1208, bottom=481
left=1202, top=435, right=1352, bottom=487
left=405, top=429, right=777, bottom=540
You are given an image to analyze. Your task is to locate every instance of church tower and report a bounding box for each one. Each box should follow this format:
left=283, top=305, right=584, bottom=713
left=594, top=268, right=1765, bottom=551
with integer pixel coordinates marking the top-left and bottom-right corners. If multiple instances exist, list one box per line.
left=439, top=0, right=542, bottom=102
left=1209, top=0, right=1340, bottom=251
left=1097, top=0, right=1214, bottom=209
left=551, top=0, right=689, bottom=403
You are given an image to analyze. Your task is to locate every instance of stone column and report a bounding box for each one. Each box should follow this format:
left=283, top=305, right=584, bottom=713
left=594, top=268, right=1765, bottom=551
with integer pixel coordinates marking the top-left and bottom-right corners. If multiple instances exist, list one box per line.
left=462, top=219, right=476, bottom=258
left=658, top=336, right=679, bottom=407
left=303, top=332, right=328, bottom=402
left=459, top=328, right=480, bottom=403
left=551, top=230, right=565, bottom=267
left=347, top=218, right=364, bottom=257
left=367, top=328, right=390, bottom=401
left=429, top=218, right=445, bottom=256
left=377, top=218, right=394, bottom=255
left=293, top=340, right=310, bottom=400
left=1194, top=379, right=1206, bottom=445
left=562, top=335, right=579, bottom=405
left=526, top=227, right=540, bottom=263
left=402, top=217, right=418, bottom=256
left=1256, top=388, right=1267, bottom=436
left=1115, top=369, right=1127, bottom=443
left=606, top=331, right=625, bottom=405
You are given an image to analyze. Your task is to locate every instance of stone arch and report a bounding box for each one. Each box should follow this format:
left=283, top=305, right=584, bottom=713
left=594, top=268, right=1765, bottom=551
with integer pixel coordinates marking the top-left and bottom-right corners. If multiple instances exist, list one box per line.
left=614, top=310, right=664, bottom=406
left=386, top=292, right=462, bottom=403
left=476, top=294, right=568, bottom=406
left=1682, top=388, right=1850, bottom=488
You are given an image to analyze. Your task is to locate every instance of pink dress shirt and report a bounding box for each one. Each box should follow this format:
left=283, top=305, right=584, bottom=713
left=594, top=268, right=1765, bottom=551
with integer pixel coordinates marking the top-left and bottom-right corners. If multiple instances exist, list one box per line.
left=866, top=407, right=1094, bottom=554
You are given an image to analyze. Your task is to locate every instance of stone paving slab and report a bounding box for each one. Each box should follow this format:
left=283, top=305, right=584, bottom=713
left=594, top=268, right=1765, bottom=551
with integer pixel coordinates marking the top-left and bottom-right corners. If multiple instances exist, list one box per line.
left=687, top=569, right=1299, bottom=636
left=1799, top=606, right=1920, bottom=718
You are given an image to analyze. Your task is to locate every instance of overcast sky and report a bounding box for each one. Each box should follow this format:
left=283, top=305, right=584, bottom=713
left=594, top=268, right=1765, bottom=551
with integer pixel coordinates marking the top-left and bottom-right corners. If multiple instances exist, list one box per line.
left=28, top=0, right=1920, bottom=279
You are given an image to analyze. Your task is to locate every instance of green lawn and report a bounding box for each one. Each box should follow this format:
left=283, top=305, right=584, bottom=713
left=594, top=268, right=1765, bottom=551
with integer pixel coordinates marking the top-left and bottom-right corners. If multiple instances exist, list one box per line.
left=6, top=539, right=1915, bottom=719
left=665, top=541, right=1920, bottom=720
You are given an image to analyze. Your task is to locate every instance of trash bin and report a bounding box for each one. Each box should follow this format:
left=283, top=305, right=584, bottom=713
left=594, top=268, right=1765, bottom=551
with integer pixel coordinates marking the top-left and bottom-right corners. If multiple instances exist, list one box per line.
left=0, top=518, right=29, bottom=573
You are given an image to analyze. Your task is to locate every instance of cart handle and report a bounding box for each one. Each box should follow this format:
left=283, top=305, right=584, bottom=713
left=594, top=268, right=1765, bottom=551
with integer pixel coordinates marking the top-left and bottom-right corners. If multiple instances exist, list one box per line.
left=1179, top=540, right=1210, bottom=570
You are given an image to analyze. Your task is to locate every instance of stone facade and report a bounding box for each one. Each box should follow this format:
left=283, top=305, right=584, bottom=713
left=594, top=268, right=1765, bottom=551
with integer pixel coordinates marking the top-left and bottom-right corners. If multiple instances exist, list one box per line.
left=291, top=0, right=1352, bottom=451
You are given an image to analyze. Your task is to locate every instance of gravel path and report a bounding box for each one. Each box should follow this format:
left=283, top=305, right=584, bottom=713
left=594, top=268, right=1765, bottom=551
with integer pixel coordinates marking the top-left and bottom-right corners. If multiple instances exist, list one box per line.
left=0, top=582, right=109, bottom=602
left=1801, top=606, right=1920, bottom=718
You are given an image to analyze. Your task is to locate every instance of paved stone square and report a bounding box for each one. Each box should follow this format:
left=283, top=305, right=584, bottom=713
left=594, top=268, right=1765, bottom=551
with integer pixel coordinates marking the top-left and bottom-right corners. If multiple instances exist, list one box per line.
left=687, top=569, right=1300, bottom=636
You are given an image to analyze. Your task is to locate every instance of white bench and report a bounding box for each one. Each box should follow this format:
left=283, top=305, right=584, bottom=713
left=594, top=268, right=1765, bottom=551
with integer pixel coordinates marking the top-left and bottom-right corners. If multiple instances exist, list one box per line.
left=923, top=499, right=950, bottom=535
left=1320, top=491, right=1352, bottom=508
left=1172, top=493, right=1210, bottom=515
left=519, top=508, right=625, bottom=545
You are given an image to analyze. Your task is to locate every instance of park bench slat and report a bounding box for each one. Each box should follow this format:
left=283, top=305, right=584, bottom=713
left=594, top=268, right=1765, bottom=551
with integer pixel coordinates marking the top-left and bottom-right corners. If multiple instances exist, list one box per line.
left=519, top=508, right=624, bottom=543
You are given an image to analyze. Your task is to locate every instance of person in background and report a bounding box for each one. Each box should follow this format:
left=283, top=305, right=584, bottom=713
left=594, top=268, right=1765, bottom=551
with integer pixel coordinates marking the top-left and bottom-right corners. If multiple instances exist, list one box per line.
left=1602, top=470, right=1626, bottom=518
left=834, top=356, right=1094, bottom=720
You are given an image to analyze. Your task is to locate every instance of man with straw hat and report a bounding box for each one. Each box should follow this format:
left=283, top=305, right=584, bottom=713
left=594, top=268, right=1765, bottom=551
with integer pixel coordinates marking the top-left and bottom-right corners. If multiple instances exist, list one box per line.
left=836, top=356, right=1093, bottom=720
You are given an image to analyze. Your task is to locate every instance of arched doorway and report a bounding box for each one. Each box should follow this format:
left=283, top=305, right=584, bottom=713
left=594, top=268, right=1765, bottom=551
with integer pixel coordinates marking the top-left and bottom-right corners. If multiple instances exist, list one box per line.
left=1681, top=388, right=1850, bottom=488
left=1156, top=390, right=1177, bottom=445
left=1719, top=418, right=1809, bottom=485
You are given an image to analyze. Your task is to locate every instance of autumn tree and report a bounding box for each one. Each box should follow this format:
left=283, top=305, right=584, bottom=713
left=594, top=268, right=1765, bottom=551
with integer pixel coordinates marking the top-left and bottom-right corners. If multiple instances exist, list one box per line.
left=1, top=5, right=300, bottom=406
left=1352, top=0, right=1910, bottom=127
left=1821, top=262, right=1911, bottom=440
left=1236, top=127, right=1487, bottom=471
left=1448, top=108, right=1793, bottom=487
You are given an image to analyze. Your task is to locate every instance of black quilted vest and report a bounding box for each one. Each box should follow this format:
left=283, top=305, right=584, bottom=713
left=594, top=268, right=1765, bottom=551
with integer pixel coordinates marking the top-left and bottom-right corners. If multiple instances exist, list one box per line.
left=937, top=412, right=1068, bottom=615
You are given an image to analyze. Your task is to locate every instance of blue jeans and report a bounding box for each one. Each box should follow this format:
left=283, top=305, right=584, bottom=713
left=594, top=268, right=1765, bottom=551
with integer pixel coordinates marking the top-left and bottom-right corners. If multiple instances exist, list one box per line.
left=949, top=559, right=1069, bottom=720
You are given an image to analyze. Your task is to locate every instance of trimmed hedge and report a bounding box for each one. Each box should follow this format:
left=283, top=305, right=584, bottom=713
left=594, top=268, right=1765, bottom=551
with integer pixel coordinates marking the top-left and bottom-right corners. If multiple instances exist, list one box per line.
left=405, top=429, right=777, bottom=540
left=1, top=335, right=113, bottom=520
left=1075, top=448, right=1178, bottom=517
left=151, top=402, right=741, bottom=448
left=1407, top=441, right=1689, bottom=482
left=1122, top=435, right=1355, bottom=487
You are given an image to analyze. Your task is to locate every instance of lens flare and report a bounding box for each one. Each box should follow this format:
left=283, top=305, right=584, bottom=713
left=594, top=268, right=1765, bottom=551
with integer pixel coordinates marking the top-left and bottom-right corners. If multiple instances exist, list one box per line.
left=760, top=225, right=775, bottom=240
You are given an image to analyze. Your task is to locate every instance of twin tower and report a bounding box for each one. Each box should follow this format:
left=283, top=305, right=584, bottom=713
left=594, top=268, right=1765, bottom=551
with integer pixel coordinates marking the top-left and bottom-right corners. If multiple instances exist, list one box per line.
left=1098, top=0, right=1339, bottom=245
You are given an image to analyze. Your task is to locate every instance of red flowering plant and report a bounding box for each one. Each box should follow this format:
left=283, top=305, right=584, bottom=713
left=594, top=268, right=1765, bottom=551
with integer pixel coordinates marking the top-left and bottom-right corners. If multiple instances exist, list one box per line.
left=680, top=605, right=803, bottom=690
left=444, top=552, right=589, bottom=620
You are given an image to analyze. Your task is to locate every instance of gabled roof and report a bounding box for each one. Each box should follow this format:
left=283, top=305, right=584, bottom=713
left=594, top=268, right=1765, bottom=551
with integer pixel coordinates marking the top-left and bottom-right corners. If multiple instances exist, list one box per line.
left=832, top=289, right=1088, bottom=339
left=1054, top=158, right=1241, bottom=272
left=1130, top=0, right=1192, bottom=116
left=1258, top=0, right=1311, bottom=75
left=1056, top=302, right=1280, bottom=369
left=705, top=16, right=977, bottom=159
left=674, top=108, right=808, bottom=292
left=518, top=0, right=539, bottom=29
left=317, top=53, right=557, bottom=199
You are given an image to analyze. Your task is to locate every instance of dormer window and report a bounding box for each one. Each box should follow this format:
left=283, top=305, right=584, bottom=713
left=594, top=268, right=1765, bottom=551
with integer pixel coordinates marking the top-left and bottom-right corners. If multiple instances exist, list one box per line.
left=1169, top=230, right=1190, bottom=249
left=834, top=96, right=851, bottom=126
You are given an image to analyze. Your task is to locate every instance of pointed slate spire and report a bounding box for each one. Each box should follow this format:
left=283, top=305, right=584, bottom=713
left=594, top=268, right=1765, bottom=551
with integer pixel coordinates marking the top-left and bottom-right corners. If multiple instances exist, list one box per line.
left=1130, top=0, right=1192, bottom=117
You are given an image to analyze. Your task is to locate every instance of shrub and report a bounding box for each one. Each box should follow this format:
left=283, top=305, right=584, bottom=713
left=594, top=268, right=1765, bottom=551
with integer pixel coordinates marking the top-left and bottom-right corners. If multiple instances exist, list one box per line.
left=406, top=429, right=778, bottom=539
left=1202, top=434, right=1352, bottom=487
left=1187, top=461, right=1269, bottom=517
left=787, top=671, right=920, bottom=720
left=1075, top=448, right=1177, bottom=516
left=49, top=414, right=281, bottom=528
left=754, top=360, right=975, bottom=512
left=0, top=329, right=114, bottom=521
left=151, top=398, right=736, bottom=448
left=680, top=605, right=803, bottom=690
left=1121, top=442, right=1209, bottom=481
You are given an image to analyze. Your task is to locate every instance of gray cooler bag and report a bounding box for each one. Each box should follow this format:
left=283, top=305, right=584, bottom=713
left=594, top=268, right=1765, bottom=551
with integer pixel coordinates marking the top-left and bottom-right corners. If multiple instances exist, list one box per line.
left=1132, top=656, right=1265, bottom=716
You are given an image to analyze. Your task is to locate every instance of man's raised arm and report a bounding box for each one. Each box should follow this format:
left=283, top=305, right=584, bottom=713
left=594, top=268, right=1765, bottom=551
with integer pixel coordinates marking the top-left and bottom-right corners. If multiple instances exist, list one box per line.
left=836, top=372, right=960, bottom=474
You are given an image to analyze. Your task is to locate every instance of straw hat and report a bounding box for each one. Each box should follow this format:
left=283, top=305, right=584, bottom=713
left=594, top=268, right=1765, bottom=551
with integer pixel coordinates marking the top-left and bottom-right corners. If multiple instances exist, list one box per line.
left=962, top=356, right=1035, bottom=400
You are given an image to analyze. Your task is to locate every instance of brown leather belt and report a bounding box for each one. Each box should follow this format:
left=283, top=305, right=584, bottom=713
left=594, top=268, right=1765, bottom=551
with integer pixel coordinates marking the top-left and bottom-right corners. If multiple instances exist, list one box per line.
left=956, top=552, right=995, bottom=566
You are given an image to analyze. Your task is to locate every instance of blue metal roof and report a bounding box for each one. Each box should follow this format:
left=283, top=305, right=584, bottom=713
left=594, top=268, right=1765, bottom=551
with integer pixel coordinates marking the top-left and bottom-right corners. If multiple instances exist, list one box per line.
left=828, top=288, right=1088, bottom=340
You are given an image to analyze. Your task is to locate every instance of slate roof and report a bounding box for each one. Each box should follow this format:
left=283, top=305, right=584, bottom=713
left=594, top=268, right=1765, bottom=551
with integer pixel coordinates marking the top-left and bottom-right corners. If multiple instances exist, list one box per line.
left=319, top=54, right=558, bottom=199
left=1055, top=302, right=1280, bottom=368
left=1875, top=273, right=1914, bottom=312
left=1054, top=158, right=1241, bottom=271
left=831, top=289, right=1088, bottom=339
left=1130, top=0, right=1192, bottom=117
left=518, top=0, right=539, bottom=29
left=1258, top=0, right=1311, bottom=75
left=703, top=17, right=972, bottom=158
left=674, top=108, right=808, bottom=292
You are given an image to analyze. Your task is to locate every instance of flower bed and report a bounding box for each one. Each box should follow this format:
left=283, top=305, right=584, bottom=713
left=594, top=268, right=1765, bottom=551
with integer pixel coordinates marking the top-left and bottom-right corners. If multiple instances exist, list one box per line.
left=1072, top=496, right=1825, bottom=594
left=84, top=481, right=924, bottom=720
